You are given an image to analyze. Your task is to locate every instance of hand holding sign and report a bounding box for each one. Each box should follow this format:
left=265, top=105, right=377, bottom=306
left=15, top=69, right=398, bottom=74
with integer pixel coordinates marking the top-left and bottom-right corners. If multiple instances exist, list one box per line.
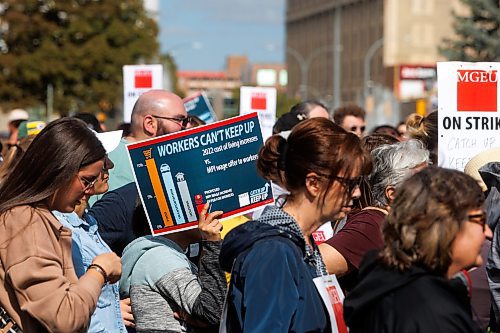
left=199, top=203, right=224, bottom=241
left=127, top=113, right=273, bottom=236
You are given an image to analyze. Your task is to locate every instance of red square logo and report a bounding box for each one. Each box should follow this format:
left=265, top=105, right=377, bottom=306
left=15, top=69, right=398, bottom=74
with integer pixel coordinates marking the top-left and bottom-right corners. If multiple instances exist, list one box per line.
left=251, top=93, right=267, bottom=110
left=134, top=70, right=153, bottom=89
left=457, top=70, right=497, bottom=112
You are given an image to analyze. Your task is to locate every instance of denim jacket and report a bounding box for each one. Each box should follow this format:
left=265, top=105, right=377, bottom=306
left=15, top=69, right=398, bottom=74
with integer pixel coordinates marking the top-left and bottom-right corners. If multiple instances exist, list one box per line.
left=53, top=211, right=126, bottom=333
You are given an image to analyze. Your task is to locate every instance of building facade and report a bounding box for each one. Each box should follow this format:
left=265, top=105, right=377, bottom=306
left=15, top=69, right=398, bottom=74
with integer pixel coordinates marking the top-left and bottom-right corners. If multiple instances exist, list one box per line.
left=177, top=56, right=287, bottom=118
left=286, top=0, right=463, bottom=124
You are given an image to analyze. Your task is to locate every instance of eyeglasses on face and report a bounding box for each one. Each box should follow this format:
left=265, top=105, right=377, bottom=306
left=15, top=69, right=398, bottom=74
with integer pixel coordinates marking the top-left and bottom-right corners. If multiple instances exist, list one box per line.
left=468, top=212, right=487, bottom=231
left=332, top=175, right=362, bottom=194
left=152, top=115, right=192, bottom=129
left=350, top=126, right=366, bottom=133
left=79, top=176, right=98, bottom=192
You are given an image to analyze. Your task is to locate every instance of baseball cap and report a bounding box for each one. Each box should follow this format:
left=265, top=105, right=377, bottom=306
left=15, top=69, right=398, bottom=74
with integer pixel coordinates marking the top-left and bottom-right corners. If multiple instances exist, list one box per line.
left=8, top=109, right=29, bottom=122
left=18, top=120, right=46, bottom=139
left=464, top=147, right=500, bottom=192
left=94, top=130, right=123, bottom=154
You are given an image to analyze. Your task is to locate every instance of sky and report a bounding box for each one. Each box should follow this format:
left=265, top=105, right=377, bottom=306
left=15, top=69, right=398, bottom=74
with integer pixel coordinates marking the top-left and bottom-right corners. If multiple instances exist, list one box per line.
left=158, top=0, right=286, bottom=71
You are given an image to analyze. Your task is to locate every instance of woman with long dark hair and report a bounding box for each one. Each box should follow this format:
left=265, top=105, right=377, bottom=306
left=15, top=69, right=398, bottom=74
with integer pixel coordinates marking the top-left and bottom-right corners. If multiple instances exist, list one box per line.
left=0, top=118, right=121, bottom=332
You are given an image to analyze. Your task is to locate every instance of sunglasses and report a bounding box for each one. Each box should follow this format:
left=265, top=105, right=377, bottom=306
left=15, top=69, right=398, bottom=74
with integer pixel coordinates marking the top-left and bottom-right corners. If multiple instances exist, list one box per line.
left=332, top=176, right=362, bottom=194
left=468, top=212, right=487, bottom=231
left=350, top=126, right=366, bottom=133
left=152, top=115, right=192, bottom=130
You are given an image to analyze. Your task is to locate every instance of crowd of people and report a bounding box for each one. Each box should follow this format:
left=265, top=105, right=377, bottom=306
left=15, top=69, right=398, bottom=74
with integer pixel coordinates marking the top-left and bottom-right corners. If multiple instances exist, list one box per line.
left=0, top=90, right=495, bottom=333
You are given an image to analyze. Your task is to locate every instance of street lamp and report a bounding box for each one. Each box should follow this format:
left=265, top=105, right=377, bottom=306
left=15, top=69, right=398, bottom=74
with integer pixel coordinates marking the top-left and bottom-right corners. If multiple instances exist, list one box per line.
left=363, top=38, right=384, bottom=99
left=286, top=45, right=334, bottom=100
left=363, top=37, right=384, bottom=127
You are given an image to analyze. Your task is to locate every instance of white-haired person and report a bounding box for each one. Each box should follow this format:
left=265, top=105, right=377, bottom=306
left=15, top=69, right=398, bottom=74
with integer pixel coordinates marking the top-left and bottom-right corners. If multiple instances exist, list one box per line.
left=319, top=139, right=429, bottom=291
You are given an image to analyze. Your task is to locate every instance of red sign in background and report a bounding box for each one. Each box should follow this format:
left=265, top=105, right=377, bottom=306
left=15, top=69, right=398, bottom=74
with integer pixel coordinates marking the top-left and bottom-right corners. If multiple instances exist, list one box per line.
left=134, top=70, right=153, bottom=89
left=251, top=93, right=267, bottom=110
left=457, top=70, right=497, bottom=112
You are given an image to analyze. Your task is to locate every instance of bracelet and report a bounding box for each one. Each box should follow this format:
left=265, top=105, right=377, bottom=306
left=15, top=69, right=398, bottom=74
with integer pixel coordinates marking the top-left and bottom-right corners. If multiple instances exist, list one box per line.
left=88, top=264, right=108, bottom=283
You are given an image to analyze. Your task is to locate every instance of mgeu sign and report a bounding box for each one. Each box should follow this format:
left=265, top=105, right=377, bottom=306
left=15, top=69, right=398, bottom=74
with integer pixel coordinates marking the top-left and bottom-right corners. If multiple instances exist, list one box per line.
left=438, top=62, right=500, bottom=171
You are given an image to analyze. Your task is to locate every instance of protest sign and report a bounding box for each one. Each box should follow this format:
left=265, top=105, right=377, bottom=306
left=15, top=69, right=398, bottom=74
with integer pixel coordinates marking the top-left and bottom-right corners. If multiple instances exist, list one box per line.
left=123, top=64, right=163, bottom=122
left=239, top=86, right=276, bottom=140
left=438, top=62, right=500, bottom=171
left=127, top=113, right=273, bottom=235
left=184, top=92, right=217, bottom=123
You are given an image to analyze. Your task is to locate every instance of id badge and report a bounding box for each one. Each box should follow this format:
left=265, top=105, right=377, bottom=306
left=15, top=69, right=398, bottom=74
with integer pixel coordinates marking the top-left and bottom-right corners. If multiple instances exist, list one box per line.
left=313, top=274, right=348, bottom=333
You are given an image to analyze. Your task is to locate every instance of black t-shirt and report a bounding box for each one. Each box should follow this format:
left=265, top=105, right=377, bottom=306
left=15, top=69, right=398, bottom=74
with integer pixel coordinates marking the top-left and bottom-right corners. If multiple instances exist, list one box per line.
left=90, top=182, right=150, bottom=256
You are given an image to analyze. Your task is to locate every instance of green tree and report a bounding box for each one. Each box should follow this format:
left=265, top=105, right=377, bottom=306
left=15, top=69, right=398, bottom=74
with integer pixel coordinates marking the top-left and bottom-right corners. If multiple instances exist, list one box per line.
left=276, top=92, right=300, bottom=118
left=440, top=0, right=500, bottom=61
left=0, top=0, right=159, bottom=115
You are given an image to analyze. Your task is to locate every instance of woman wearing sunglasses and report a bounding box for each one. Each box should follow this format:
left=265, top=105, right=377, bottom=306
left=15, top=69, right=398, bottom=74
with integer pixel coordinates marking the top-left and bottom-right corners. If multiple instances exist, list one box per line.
left=344, top=167, right=490, bottom=333
left=319, top=139, right=429, bottom=292
left=219, top=118, right=371, bottom=332
left=0, top=118, right=121, bottom=332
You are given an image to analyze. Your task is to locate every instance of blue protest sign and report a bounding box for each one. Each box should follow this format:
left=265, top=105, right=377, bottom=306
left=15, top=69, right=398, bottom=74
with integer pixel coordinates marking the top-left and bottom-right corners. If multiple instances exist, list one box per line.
left=127, top=113, right=273, bottom=235
left=184, top=92, right=217, bottom=124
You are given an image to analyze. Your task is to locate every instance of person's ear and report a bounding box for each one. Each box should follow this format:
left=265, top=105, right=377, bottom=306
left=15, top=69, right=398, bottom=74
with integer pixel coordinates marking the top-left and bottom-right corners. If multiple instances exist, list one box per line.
left=305, top=172, right=323, bottom=198
left=385, top=186, right=396, bottom=204
left=143, top=115, right=156, bottom=136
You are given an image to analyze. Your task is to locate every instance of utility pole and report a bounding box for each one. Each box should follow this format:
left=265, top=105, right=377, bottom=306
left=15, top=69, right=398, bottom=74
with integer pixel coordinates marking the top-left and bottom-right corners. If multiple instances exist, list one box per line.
left=333, top=6, right=342, bottom=110
left=46, top=84, right=53, bottom=121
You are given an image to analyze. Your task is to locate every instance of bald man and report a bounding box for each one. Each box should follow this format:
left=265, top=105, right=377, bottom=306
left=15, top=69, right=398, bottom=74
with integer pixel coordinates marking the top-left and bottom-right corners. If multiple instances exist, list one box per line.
left=129, top=90, right=189, bottom=140
left=89, top=90, right=188, bottom=205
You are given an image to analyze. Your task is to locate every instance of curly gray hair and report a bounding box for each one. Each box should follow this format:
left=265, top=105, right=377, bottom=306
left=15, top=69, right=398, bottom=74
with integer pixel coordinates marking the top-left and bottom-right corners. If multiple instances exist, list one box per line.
left=369, top=139, right=430, bottom=208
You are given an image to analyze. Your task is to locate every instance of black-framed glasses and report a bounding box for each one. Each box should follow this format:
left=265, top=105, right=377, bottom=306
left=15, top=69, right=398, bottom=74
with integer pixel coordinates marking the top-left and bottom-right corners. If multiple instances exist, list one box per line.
left=332, top=176, right=362, bottom=194
left=468, top=212, right=487, bottom=231
left=152, top=115, right=192, bottom=129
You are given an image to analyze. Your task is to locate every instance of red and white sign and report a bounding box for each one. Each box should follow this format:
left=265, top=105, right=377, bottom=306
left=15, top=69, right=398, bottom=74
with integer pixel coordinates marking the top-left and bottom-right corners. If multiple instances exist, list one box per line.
left=239, top=86, right=276, bottom=140
left=123, top=64, right=163, bottom=122
left=250, top=92, right=267, bottom=110
left=399, top=65, right=436, bottom=100
left=437, top=62, right=500, bottom=171
left=313, top=222, right=334, bottom=245
left=400, top=65, right=436, bottom=80
left=134, top=70, right=153, bottom=89
left=457, top=70, right=497, bottom=112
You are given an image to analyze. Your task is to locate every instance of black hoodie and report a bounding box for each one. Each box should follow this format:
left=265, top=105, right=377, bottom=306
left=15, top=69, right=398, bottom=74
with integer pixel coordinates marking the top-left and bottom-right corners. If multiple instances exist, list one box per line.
left=344, top=251, right=481, bottom=333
